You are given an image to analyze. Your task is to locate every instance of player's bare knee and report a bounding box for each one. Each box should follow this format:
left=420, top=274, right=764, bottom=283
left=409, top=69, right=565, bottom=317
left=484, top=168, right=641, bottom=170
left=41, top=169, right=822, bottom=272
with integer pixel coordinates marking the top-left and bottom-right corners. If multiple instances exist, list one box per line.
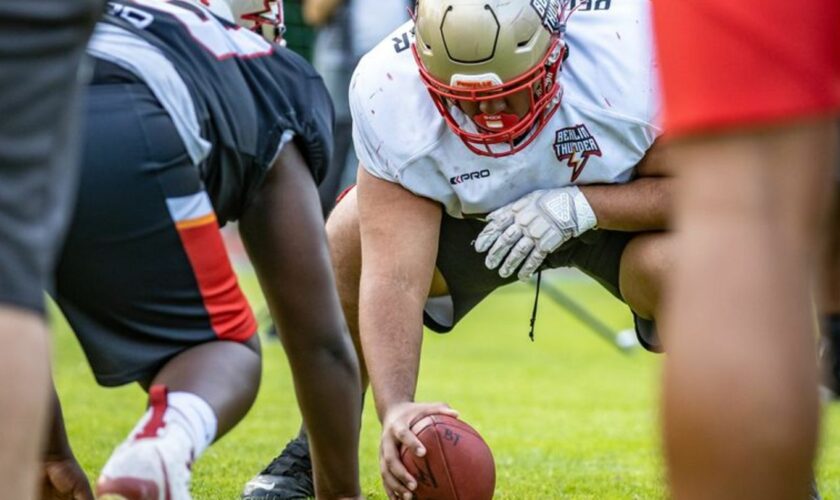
left=326, top=189, right=353, bottom=235
left=619, top=233, right=671, bottom=320
left=326, top=187, right=359, bottom=245
left=210, top=339, right=263, bottom=400
left=326, top=190, right=362, bottom=287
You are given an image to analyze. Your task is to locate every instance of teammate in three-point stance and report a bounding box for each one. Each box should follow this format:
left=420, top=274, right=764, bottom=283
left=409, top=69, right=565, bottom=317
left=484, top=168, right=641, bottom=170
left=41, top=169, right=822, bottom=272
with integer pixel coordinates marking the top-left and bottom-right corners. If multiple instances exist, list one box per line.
left=42, top=1, right=362, bottom=499
left=245, top=1, right=677, bottom=498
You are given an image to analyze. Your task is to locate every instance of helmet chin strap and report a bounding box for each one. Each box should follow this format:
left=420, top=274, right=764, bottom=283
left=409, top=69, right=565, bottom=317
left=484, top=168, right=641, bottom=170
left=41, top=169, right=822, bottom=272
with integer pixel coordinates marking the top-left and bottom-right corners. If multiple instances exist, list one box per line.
left=472, top=112, right=520, bottom=132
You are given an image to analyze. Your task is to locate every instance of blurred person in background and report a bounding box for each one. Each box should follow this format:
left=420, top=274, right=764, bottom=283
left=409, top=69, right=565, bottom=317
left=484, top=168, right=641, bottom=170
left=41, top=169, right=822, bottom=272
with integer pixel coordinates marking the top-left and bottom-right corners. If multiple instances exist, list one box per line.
left=0, top=1, right=103, bottom=498
left=305, top=0, right=411, bottom=217
left=282, top=0, right=317, bottom=62
left=256, top=0, right=410, bottom=336
left=652, top=0, right=839, bottom=498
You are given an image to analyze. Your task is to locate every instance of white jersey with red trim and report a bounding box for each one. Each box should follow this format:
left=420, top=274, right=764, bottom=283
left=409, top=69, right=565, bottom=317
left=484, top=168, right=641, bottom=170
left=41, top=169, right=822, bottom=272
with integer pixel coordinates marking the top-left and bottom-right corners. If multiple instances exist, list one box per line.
left=350, top=0, right=659, bottom=218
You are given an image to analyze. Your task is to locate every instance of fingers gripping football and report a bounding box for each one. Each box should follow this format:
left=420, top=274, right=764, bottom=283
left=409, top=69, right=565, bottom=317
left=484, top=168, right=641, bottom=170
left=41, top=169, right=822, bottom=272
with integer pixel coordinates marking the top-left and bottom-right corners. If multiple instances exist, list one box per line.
left=474, top=187, right=597, bottom=280
left=379, top=402, right=460, bottom=500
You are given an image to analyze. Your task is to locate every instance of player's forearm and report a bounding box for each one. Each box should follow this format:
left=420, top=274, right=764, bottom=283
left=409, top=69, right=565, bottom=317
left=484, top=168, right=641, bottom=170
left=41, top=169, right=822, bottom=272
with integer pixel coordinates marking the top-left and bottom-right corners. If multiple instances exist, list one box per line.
left=273, top=286, right=361, bottom=496
left=273, top=297, right=362, bottom=498
left=355, top=168, right=441, bottom=420
left=359, top=274, right=426, bottom=422
left=240, top=143, right=362, bottom=497
left=580, top=176, right=672, bottom=232
left=270, top=258, right=362, bottom=498
left=283, top=334, right=362, bottom=498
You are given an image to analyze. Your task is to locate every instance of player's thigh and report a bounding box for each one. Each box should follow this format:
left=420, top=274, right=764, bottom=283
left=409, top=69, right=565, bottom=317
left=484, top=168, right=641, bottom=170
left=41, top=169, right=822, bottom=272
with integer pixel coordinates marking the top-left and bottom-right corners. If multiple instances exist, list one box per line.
left=556, top=230, right=662, bottom=352
left=55, top=81, right=256, bottom=387
left=618, top=232, right=672, bottom=322
left=427, top=213, right=520, bottom=332
left=433, top=219, right=641, bottom=334
left=653, top=0, right=840, bottom=135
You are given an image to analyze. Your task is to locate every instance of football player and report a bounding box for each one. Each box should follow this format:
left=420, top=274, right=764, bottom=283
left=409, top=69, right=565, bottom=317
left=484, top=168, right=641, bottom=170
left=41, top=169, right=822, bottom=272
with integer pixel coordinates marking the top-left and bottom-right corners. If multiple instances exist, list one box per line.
left=245, top=0, right=673, bottom=498
left=0, top=1, right=103, bottom=498
left=41, top=1, right=362, bottom=499
left=653, top=0, right=839, bottom=498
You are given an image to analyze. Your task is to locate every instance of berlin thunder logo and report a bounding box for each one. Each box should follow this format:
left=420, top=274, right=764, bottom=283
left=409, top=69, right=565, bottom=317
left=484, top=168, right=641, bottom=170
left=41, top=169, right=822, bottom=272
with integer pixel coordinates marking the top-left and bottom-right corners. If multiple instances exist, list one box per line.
left=553, top=124, right=602, bottom=182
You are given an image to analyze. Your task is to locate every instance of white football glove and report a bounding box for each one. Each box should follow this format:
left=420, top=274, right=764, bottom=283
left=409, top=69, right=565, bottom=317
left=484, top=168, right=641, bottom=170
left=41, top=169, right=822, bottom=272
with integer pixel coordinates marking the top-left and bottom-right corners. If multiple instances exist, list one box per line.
left=474, top=186, right=597, bottom=281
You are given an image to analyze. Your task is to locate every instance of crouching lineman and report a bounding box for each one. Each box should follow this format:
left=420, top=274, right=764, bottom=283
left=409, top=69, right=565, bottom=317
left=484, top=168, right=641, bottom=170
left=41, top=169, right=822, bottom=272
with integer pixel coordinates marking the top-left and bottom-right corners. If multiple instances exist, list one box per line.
left=40, top=1, right=362, bottom=499
left=244, top=0, right=672, bottom=498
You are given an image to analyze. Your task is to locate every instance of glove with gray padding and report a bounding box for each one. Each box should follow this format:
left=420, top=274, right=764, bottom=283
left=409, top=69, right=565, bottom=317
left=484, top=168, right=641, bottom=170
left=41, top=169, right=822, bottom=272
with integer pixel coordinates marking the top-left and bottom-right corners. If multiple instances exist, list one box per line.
left=474, top=186, right=597, bottom=281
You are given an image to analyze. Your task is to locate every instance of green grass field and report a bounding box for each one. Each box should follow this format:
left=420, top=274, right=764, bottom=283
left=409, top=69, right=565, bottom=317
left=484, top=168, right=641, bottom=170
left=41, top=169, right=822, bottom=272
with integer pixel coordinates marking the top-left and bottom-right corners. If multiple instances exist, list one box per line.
left=52, top=271, right=840, bottom=499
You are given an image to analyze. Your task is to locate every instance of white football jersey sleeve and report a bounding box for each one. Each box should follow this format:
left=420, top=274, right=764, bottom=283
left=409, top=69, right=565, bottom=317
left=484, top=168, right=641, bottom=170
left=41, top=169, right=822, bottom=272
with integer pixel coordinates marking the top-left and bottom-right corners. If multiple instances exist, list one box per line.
left=350, top=0, right=660, bottom=218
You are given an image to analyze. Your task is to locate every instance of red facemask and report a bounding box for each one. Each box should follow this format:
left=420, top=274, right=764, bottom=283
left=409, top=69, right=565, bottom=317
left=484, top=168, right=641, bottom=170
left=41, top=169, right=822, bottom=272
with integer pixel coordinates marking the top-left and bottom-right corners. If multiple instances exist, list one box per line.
left=413, top=39, right=565, bottom=158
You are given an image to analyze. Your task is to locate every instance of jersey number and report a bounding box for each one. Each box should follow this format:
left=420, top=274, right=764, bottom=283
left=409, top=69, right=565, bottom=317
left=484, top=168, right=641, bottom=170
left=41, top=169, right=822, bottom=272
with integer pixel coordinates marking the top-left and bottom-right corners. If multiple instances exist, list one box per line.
left=569, top=0, right=612, bottom=10
left=110, top=0, right=273, bottom=59
left=392, top=32, right=411, bottom=53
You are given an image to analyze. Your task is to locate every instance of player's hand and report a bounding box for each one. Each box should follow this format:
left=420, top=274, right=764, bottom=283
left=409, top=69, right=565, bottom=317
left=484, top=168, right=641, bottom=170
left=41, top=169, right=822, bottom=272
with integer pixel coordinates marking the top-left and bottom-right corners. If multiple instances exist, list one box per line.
left=41, top=457, right=93, bottom=500
left=379, top=401, right=459, bottom=500
left=474, top=186, right=597, bottom=281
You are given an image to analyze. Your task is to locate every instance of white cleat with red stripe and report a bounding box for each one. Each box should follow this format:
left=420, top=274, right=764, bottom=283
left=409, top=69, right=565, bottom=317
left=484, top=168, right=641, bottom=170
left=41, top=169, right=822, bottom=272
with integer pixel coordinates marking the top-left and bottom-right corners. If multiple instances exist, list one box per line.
left=96, top=386, right=194, bottom=500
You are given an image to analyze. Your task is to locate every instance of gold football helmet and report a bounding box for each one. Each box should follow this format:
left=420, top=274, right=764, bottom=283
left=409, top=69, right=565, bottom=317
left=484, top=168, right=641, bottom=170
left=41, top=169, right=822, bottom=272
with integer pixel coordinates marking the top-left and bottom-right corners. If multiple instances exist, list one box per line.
left=414, top=0, right=568, bottom=156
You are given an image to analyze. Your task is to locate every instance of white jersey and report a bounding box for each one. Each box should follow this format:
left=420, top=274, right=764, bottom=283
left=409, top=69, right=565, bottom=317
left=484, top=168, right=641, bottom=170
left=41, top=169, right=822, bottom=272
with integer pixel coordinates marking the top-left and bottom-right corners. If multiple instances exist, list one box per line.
left=350, top=0, right=659, bottom=218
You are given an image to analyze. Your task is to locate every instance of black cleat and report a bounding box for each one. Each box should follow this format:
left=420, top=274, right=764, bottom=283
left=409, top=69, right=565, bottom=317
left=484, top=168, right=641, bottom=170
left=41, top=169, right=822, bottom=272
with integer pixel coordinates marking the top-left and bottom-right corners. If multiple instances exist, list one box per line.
left=821, top=314, right=840, bottom=398
left=242, top=435, right=313, bottom=500
left=811, top=480, right=822, bottom=500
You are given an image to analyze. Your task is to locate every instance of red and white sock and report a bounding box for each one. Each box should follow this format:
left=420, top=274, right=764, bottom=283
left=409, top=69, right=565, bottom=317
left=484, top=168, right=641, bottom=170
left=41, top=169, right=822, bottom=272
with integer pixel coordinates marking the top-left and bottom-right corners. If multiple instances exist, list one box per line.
left=129, top=385, right=218, bottom=457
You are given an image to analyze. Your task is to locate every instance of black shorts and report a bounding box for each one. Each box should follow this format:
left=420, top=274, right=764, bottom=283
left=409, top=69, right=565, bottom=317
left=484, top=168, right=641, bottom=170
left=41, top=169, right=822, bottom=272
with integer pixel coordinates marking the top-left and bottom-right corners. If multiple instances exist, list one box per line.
left=54, top=79, right=257, bottom=386
left=0, top=0, right=103, bottom=313
left=425, top=213, right=660, bottom=352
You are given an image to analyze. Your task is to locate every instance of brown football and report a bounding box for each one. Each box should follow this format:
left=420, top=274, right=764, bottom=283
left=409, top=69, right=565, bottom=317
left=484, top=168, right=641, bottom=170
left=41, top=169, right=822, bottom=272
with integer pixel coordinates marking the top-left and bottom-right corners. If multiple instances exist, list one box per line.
left=400, top=414, right=495, bottom=500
